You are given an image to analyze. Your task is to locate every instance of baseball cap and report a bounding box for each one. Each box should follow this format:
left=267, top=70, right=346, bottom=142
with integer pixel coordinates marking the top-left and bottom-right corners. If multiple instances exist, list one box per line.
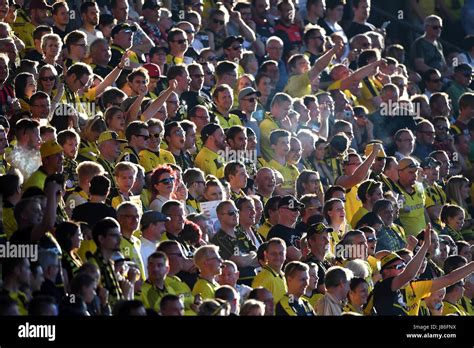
left=97, top=131, right=127, bottom=145
left=141, top=210, right=170, bottom=228
left=307, top=222, right=334, bottom=239
left=201, top=123, right=221, bottom=144
left=238, top=87, right=261, bottom=100
left=364, top=141, right=386, bottom=158
left=29, top=0, right=52, bottom=10
left=222, top=35, right=244, bottom=50
left=380, top=252, right=404, bottom=270
left=142, top=63, right=166, bottom=79
left=420, top=157, right=441, bottom=169
left=278, top=195, right=305, bottom=210
left=40, top=140, right=63, bottom=158
left=111, top=22, right=137, bottom=38
left=398, top=157, right=420, bottom=171
left=142, top=0, right=161, bottom=10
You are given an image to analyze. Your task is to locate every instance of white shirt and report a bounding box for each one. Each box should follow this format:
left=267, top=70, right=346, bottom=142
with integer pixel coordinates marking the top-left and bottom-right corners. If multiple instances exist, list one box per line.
left=140, top=236, right=159, bottom=278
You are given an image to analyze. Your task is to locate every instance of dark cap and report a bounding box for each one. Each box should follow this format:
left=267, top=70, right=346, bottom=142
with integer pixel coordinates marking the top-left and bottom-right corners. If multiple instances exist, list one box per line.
left=201, top=123, right=221, bottom=144
left=420, top=157, right=441, bottom=169
left=380, top=252, right=404, bottom=270
left=222, top=35, right=244, bottom=50
left=307, top=222, right=333, bottom=239
left=278, top=195, right=305, bottom=210
left=142, top=0, right=162, bottom=10
left=111, top=22, right=137, bottom=38
left=141, top=210, right=170, bottom=228
left=238, top=87, right=261, bottom=100
left=29, top=0, right=52, bottom=10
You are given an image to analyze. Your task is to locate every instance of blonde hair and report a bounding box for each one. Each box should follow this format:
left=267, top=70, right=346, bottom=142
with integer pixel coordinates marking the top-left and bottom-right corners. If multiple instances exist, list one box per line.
left=193, top=244, right=219, bottom=269
left=114, top=161, right=138, bottom=177
left=446, top=175, right=470, bottom=210
left=77, top=161, right=105, bottom=180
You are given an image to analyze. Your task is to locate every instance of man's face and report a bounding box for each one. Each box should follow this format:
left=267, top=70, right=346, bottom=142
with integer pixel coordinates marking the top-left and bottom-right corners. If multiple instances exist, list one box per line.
left=176, top=71, right=190, bottom=92
left=148, top=257, right=169, bottom=281
left=266, top=41, right=283, bottom=61
left=273, top=101, right=291, bottom=120
left=287, top=270, right=309, bottom=297
left=426, top=19, right=442, bottom=38
left=165, top=205, right=185, bottom=234
left=228, top=130, right=247, bottom=151
left=239, top=200, right=256, bottom=226
left=204, top=249, right=223, bottom=276
left=418, top=123, right=435, bottom=145
left=85, top=4, right=99, bottom=26
left=303, top=198, right=323, bottom=220
left=166, top=94, right=179, bottom=117
left=118, top=206, right=140, bottom=232
left=256, top=169, right=275, bottom=194
left=114, top=29, right=133, bottom=49
left=191, top=108, right=210, bottom=129
left=272, top=136, right=290, bottom=157
left=0, top=0, right=8, bottom=20
left=396, top=132, right=415, bottom=154
left=71, top=37, right=87, bottom=60
left=44, top=152, right=64, bottom=173
left=279, top=205, right=300, bottom=226
left=279, top=2, right=294, bottom=22
left=367, top=185, right=383, bottom=205
left=265, top=242, right=286, bottom=270
left=30, top=97, right=50, bottom=119
left=217, top=264, right=239, bottom=286
left=32, top=8, right=49, bottom=24
left=100, top=227, right=122, bottom=252
left=162, top=299, right=185, bottom=316
left=165, top=244, right=185, bottom=272
left=113, top=0, right=129, bottom=21
left=93, top=42, right=112, bottom=66
left=0, top=129, right=8, bottom=155
left=240, top=93, right=259, bottom=114
left=399, top=166, right=418, bottom=187
left=225, top=40, right=243, bottom=61
left=230, top=165, right=248, bottom=190
left=378, top=205, right=394, bottom=226
left=62, top=137, right=78, bottom=159
left=130, top=75, right=148, bottom=95
left=167, top=125, right=185, bottom=150
left=426, top=71, right=443, bottom=92
left=218, top=203, right=239, bottom=228
left=210, top=128, right=226, bottom=151
left=310, top=232, right=330, bottom=256
left=19, top=259, right=32, bottom=287
left=169, top=32, right=188, bottom=54
left=354, top=0, right=370, bottom=20
left=364, top=232, right=377, bottom=255
left=189, top=67, right=204, bottom=91
left=53, top=4, right=69, bottom=26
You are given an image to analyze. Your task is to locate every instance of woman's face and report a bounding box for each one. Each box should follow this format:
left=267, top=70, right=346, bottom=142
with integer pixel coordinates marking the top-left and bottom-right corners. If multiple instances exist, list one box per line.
left=25, top=76, right=37, bottom=98
left=45, top=39, right=61, bottom=59
left=257, top=76, right=272, bottom=96
left=39, top=68, right=56, bottom=92
left=314, top=143, right=326, bottom=161
left=447, top=212, right=465, bottom=232
left=101, top=23, right=114, bottom=39
left=204, top=184, right=223, bottom=201
left=328, top=201, right=345, bottom=224
left=155, top=172, right=175, bottom=197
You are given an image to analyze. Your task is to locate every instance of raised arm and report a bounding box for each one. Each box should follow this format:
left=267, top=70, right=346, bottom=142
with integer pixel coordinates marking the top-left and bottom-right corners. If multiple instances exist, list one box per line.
left=391, top=224, right=431, bottom=291
left=430, top=261, right=474, bottom=293
left=340, top=59, right=385, bottom=90
left=309, top=42, right=341, bottom=81
left=31, top=181, right=60, bottom=242
left=141, top=80, right=178, bottom=121
left=93, top=51, right=132, bottom=97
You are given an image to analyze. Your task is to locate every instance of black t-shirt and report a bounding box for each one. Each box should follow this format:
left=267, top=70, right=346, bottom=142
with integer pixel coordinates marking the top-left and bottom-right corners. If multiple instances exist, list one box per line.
left=93, top=65, right=112, bottom=79
left=71, top=202, right=117, bottom=229
left=267, top=224, right=302, bottom=248
left=304, top=253, right=331, bottom=289
left=373, top=277, right=408, bottom=316
left=24, top=50, right=43, bottom=63
left=345, top=21, right=376, bottom=39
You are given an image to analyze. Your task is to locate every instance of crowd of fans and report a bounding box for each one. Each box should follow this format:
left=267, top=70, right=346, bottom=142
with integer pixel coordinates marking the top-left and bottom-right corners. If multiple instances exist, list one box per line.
left=0, top=0, right=473, bottom=317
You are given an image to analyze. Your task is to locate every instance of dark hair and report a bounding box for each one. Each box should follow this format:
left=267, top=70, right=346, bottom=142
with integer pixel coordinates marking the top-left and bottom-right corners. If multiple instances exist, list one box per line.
left=324, top=185, right=345, bottom=201
left=28, top=295, right=57, bottom=315
left=80, top=1, right=97, bottom=14
left=14, top=73, right=34, bottom=101
left=0, top=173, right=21, bottom=199
left=112, top=300, right=146, bottom=316
left=349, top=277, right=368, bottom=291
left=55, top=221, right=81, bottom=253
left=125, top=121, right=148, bottom=142
left=263, top=196, right=281, bottom=219
left=160, top=294, right=182, bottom=311
left=355, top=212, right=383, bottom=229
left=443, top=255, right=467, bottom=274
left=92, top=217, right=120, bottom=246
left=70, top=273, right=96, bottom=296
left=89, top=175, right=111, bottom=196
left=67, top=62, right=93, bottom=81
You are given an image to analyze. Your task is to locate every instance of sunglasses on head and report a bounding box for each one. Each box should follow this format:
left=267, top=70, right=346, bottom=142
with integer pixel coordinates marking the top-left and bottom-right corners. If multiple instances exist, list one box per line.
left=159, top=177, right=175, bottom=184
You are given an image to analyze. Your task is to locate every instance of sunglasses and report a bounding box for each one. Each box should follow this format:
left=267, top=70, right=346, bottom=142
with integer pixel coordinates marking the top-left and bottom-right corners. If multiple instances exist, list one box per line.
left=40, top=76, right=56, bottom=81
left=159, top=177, right=175, bottom=184
left=213, top=18, right=225, bottom=25
left=387, top=262, right=406, bottom=270
left=223, top=210, right=238, bottom=216
left=367, top=237, right=377, bottom=242
left=184, top=29, right=196, bottom=34
left=172, top=39, right=188, bottom=44
left=150, top=133, right=161, bottom=139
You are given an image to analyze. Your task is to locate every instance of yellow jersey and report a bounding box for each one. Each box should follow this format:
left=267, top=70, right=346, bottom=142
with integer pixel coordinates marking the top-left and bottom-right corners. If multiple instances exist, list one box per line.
left=267, top=159, right=299, bottom=192
left=284, top=72, right=311, bottom=98
left=194, top=146, right=226, bottom=179
left=139, top=148, right=176, bottom=174
left=140, top=280, right=176, bottom=312
left=252, top=265, right=287, bottom=305
left=396, top=182, right=427, bottom=237
left=192, top=277, right=219, bottom=299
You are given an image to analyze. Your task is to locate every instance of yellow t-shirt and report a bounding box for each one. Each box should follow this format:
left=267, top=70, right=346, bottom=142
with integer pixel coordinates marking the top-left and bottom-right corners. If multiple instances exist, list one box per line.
left=442, top=301, right=468, bottom=316
left=396, top=182, right=427, bottom=237
left=344, top=184, right=363, bottom=225
left=267, top=159, right=299, bottom=192
left=194, top=146, right=226, bottom=179
left=165, top=275, right=196, bottom=316
left=284, top=72, right=311, bottom=98
left=77, top=239, right=97, bottom=263
left=215, top=112, right=242, bottom=129
left=252, top=265, right=288, bottom=305
left=140, top=280, right=176, bottom=312
left=259, top=114, right=279, bottom=162
left=350, top=206, right=369, bottom=229
left=357, top=77, right=382, bottom=114
left=3, top=204, right=18, bottom=239
left=257, top=220, right=272, bottom=241
left=404, top=279, right=433, bottom=316
left=192, top=277, right=219, bottom=299
left=23, top=169, right=47, bottom=190
left=139, top=148, right=176, bottom=174
left=120, top=235, right=145, bottom=280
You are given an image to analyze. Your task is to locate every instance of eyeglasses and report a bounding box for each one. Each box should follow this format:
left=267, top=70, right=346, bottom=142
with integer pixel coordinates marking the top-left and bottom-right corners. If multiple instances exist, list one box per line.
left=172, top=39, right=188, bottom=44
left=222, top=210, right=238, bottom=216
left=230, top=45, right=242, bottom=50
left=40, top=76, right=55, bottom=81
left=213, top=18, right=225, bottom=25
left=135, top=134, right=150, bottom=140
left=367, top=237, right=377, bottom=242
left=158, top=177, right=175, bottom=184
